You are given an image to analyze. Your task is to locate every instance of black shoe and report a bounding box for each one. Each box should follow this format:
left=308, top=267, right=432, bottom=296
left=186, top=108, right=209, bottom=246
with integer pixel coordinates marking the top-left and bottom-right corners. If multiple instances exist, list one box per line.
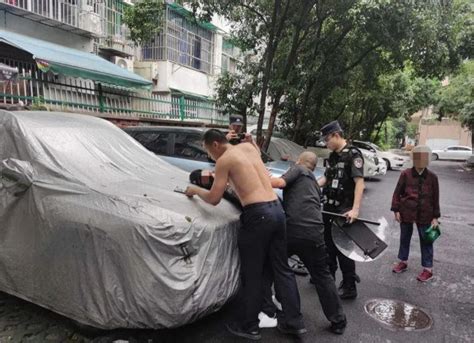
left=329, top=320, right=347, bottom=335
left=339, top=283, right=357, bottom=299
left=277, top=323, right=307, bottom=336
left=226, top=322, right=261, bottom=341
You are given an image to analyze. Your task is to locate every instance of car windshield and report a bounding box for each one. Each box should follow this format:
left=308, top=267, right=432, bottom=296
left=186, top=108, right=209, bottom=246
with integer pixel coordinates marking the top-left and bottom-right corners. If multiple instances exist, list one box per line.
left=369, top=143, right=381, bottom=151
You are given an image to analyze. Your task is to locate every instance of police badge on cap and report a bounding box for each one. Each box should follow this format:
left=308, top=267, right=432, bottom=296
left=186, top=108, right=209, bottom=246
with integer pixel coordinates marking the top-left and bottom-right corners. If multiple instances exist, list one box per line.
left=320, top=120, right=343, bottom=140
left=229, top=114, right=244, bottom=126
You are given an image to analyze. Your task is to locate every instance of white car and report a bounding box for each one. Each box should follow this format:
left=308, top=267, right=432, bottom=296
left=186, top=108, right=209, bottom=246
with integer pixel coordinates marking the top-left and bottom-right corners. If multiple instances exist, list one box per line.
left=307, top=141, right=384, bottom=178
left=353, top=140, right=409, bottom=170
left=361, top=148, right=387, bottom=177
left=431, top=146, right=472, bottom=161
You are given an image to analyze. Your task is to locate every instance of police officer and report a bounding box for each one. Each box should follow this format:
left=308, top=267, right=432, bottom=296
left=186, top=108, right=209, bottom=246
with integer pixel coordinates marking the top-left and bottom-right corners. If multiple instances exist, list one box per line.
left=226, top=114, right=260, bottom=150
left=318, top=121, right=365, bottom=299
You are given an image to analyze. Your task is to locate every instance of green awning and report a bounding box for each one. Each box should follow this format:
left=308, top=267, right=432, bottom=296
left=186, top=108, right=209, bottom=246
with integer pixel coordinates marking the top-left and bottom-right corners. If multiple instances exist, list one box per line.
left=0, top=30, right=152, bottom=89
left=168, top=3, right=219, bottom=32
left=170, top=88, right=212, bottom=101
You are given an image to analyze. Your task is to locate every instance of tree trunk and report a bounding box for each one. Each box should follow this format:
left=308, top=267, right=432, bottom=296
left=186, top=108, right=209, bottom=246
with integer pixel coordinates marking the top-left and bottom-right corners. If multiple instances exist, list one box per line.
left=256, top=0, right=282, bottom=147
left=262, top=0, right=315, bottom=150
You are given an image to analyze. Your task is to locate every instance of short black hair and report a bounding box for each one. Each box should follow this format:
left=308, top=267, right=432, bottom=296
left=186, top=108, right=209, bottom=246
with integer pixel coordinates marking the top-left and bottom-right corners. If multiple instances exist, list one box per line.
left=203, top=129, right=228, bottom=146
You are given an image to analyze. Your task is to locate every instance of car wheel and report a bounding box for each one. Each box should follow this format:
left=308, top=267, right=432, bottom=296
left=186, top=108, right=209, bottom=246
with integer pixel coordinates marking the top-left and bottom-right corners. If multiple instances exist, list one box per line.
left=383, top=158, right=391, bottom=170
left=432, top=153, right=439, bottom=161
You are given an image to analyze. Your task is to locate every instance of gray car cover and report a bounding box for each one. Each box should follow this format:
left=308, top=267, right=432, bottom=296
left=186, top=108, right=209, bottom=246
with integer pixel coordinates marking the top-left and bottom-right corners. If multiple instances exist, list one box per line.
left=0, top=110, right=241, bottom=329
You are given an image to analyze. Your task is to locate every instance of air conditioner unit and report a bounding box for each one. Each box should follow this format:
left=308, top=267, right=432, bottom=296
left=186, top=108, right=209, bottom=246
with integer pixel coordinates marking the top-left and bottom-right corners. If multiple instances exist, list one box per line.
left=113, top=56, right=134, bottom=72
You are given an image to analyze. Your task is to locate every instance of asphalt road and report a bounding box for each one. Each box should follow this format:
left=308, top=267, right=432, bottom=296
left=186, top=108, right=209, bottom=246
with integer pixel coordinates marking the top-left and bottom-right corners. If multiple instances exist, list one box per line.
left=1, top=161, right=473, bottom=343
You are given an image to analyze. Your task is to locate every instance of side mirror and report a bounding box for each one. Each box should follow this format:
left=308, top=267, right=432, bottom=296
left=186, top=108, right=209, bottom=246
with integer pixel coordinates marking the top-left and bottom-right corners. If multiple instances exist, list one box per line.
left=0, top=159, right=34, bottom=196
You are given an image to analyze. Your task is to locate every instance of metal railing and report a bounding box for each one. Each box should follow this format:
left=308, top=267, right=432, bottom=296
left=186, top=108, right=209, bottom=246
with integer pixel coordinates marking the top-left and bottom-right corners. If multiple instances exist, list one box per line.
left=1, top=0, right=106, bottom=36
left=140, top=6, right=214, bottom=74
left=0, top=58, right=226, bottom=124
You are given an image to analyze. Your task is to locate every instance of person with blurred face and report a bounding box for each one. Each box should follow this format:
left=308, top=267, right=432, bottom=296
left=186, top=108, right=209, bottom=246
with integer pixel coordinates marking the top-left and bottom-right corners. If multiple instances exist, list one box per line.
left=391, top=145, right=441, bottom=282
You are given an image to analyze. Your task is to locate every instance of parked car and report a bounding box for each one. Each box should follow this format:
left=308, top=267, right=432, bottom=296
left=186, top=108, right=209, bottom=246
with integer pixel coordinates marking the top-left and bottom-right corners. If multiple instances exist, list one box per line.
left=306, top=140, right=384, bottom=178
left=431, top=146, right=472, bottom=161
left=124, top=126, right=324, bottom=179
left=360, top=148, right=387, bottom=177
left=352, top=140, right=409, bottom=170
left=0, top=110, right=241, bottom=329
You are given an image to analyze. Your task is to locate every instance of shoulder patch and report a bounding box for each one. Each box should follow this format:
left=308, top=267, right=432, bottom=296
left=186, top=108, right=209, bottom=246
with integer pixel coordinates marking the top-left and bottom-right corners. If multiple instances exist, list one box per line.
left=353, top=157, right=364, bottom=169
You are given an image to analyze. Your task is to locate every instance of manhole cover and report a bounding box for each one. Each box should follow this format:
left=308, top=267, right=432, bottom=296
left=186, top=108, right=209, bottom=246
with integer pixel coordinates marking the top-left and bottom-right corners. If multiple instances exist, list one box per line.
left=365, top=299, right=433, bottom=331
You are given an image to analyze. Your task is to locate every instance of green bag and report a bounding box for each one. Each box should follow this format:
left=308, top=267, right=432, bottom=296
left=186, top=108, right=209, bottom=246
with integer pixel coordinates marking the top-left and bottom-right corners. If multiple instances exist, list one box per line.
left=424, top=224, right=441, bottom=243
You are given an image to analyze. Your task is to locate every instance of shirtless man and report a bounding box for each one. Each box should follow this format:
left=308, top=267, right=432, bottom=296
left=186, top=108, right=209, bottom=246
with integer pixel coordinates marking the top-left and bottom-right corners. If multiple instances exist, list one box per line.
left=185, top=129, right=306, bottom=341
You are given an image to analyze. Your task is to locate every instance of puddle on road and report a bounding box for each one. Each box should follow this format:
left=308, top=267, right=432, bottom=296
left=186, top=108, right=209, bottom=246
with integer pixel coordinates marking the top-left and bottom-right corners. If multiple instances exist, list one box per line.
left=365, top=299, right=433, bottom=331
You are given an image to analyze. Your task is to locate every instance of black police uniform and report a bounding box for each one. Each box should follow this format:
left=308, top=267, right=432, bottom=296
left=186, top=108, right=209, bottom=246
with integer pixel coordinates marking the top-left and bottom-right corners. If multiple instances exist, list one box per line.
left=323, top=144, right=364, bottom=298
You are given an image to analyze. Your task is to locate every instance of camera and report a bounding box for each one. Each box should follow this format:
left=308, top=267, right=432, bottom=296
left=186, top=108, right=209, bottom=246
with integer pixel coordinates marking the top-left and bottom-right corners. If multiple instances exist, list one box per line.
left=229, top=133, right=246, bottom=145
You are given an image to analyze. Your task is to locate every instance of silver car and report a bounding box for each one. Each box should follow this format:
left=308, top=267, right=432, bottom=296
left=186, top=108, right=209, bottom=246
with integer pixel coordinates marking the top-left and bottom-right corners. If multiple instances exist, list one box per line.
left=0, top=111, right=240, bottom=329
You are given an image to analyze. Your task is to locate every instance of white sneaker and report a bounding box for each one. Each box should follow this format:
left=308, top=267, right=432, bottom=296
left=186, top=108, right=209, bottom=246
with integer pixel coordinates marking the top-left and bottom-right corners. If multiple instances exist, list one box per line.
left=272, top=295, right=282, bottom=311
left=258, top=312, right=277, bottom=328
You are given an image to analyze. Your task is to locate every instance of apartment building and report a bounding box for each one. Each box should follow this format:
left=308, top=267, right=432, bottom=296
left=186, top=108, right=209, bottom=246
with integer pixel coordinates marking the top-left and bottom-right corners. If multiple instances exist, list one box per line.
left=0, top=0, right=239, bottom=125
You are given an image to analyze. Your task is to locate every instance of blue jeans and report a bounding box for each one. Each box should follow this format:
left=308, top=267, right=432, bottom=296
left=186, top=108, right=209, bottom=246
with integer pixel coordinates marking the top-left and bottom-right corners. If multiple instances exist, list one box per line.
left=398, top=223, right=433, bottom=268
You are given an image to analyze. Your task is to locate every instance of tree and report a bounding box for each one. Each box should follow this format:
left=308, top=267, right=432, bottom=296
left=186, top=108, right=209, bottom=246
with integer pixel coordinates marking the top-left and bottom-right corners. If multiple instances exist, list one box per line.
left=125, top=0, right=471, bottom=150
left=214, top=60, right=260, bottom=129
left=436, top=60, right=474, bottom=148
left=123, top=0, right=165, bottom=45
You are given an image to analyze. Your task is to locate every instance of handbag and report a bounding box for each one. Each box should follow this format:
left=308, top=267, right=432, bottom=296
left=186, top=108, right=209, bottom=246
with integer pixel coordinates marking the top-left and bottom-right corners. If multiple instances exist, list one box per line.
left=424, top=224, right=441, bottom=243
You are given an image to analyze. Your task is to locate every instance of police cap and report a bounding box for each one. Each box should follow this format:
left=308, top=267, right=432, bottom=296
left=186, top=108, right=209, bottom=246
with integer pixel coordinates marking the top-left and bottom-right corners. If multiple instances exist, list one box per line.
left=229, top=114, right=244, bottom=126
left=320, top=120, right=343, bottom=140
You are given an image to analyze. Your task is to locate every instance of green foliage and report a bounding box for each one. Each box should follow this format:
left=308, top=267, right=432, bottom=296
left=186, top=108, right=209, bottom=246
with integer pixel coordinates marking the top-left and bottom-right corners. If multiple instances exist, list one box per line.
left=123, top=0, right=165, bottom=45
left=30, top=96, right=48, bottom=111
left=214, top=62, right=259, bottom=123
left=435, top=59, right=474, bottom=146
left=436, top=60, right=474, bottom=121
left=128, top=0, right=472, bottom=148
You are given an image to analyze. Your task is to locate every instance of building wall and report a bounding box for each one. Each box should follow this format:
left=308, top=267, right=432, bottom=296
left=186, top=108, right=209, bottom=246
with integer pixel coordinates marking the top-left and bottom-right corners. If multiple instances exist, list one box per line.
left=0, top=11, right=94, bottom=52
left=418, top=119, right=472, bottom=148
left=135, top=60, right=218, bottom=97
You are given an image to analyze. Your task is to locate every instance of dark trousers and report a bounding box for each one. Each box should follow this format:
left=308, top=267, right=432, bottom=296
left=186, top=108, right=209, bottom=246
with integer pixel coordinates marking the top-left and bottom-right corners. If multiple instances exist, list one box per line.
left=323, top=214, right=357, bottom=282
left=262, top=237, right=346, bottom=325
left=238, top=200, right=304, bottom=331
left=398, top=222, right=433, bottom=268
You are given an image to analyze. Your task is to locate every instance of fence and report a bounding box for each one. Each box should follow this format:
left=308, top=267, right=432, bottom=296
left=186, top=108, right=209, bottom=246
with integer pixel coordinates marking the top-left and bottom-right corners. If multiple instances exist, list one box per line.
left=0, top=58, right=226, bottom=125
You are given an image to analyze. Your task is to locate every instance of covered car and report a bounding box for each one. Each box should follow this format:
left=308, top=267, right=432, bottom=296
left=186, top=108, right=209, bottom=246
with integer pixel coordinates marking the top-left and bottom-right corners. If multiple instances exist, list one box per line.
left=0, top=110, right=240, bottom=329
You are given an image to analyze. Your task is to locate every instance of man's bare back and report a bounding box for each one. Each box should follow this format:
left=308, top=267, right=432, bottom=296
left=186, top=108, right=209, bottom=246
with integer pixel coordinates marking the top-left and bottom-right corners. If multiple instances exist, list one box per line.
left=218, top=143, right=277, bottom=206
left=185, top=130, right=277, bottom=207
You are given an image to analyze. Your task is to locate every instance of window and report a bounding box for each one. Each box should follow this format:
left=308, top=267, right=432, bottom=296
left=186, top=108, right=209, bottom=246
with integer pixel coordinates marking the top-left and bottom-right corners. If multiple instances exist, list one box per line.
left=221, top=39, right=241, bottom=73
left=141, top=6, right=214, bottom=74
left=173, top=133, right=209, bottom=162
left=131, top=132, right=170, bottom=155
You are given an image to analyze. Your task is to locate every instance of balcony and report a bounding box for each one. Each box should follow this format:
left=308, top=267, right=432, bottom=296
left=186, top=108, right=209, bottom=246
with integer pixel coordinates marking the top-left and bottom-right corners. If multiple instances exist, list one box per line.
left=99, top=24, right=134, bottom=57
left=0, top=0, right=104, bottom=37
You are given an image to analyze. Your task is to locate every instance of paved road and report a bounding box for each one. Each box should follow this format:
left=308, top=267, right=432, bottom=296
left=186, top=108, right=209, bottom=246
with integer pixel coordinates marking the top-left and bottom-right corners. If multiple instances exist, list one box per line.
left=1, top=161, right=473, bottom=343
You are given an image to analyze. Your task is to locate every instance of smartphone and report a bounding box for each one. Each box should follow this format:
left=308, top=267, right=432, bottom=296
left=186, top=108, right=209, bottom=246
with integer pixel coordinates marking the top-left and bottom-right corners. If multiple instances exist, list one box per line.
left=174, top=186, right=187, bottom=194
